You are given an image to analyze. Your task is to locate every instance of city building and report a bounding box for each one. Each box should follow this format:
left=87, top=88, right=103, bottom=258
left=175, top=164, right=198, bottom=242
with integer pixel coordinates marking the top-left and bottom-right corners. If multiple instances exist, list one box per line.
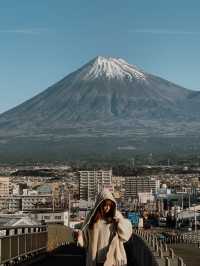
left=30, top=210, right=69, bottom=226
left=112, top=176, right=126, bottom=199
left=125, top=176, right=160, bottom=201
left=21, top=195, right=52, bottom=212
left=0, top=196, right=21, bottom=212
left=79, top=170, right=112, bottom=201
left=0, top=214, right=39, bottom=227
left=138, top=192, right=154, bottom=204
left=0, top=176, right=10, bottom=197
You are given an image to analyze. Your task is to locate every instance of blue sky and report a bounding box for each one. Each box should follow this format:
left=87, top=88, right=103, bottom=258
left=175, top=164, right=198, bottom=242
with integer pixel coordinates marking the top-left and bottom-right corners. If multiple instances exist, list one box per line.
left=1, top=0, right=200, bottom=114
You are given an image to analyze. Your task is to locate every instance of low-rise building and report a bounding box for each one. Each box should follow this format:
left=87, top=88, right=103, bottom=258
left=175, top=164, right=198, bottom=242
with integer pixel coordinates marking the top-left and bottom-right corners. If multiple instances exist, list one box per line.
left=30, top=211, right=68, bottom=226
left=0, top=214, right=39, bottom=228
left=138, top=192, right=154, bottom=204
left=22, top=195, right=52, bottom=212
left=0, top=196, right=21, bottom=212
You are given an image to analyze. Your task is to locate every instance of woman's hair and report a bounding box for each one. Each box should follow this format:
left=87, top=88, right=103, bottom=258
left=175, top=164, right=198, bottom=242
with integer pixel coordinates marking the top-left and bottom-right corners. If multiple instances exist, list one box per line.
left=89, top=199, right=115, bottom=229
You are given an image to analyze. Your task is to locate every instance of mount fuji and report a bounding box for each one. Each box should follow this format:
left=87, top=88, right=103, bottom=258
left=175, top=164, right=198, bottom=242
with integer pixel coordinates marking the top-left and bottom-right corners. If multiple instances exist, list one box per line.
left=0, top=56, right=200, bottom=162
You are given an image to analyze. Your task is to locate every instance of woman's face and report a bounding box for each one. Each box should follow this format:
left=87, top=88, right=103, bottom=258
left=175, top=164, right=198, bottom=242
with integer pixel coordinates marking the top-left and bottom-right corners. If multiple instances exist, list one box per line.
left=101, top=200, right=114, bottom=215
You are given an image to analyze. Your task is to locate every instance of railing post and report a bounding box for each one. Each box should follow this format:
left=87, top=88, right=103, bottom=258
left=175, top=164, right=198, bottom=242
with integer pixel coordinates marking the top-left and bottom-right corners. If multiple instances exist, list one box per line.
left=0, top=238, right=2, bottom=264
left=25, top=227, right=27, bottom=255
left=17, top=228, right=20, bottom=258
left=169, top=248, right=174, bottom=259
left=165, top=257, right=171, bottom=266
left=151, top=238, right=155, bottom=249
left=155, top=243, right=159, bottom=253
left=178, top=257, right=184, bottom=266
left=163, top=243, right=168, bottom=252
left=158, top=247, right=163, bottom=259
left=9, top=229, right=12, bottom=262
left=159, top=240, right=163, bottom=250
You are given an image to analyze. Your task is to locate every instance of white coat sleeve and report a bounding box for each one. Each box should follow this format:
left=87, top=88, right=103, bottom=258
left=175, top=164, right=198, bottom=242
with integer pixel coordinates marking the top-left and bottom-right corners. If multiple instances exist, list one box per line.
left=115, top=211, right=132, bottom=242
left=77, top=229, right=88, bottom=248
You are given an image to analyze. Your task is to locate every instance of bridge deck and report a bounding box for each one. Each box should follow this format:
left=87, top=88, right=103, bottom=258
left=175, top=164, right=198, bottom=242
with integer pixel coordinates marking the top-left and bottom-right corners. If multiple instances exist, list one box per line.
left=30, top=235, right=158, bottom=266
left=169, top=244, right=200, bottom=266
left=31, top=244, right=85, bottom=266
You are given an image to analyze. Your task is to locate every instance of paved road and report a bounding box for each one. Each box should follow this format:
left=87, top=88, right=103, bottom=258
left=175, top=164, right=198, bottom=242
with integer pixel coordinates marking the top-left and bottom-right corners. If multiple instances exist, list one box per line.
left=31, top=244, right=85, bottom=266
left=30, top=234, right=158, bottom=266
left=169, top=244, right=200, bottom=266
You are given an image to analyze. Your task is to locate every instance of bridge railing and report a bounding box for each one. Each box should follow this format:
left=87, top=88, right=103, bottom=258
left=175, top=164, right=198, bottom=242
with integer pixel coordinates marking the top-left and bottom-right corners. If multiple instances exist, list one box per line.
left=162, top=230, right=200, bottom=244
left=135, top=229, right=186, bottom=266
left=0, top=225, right=48, bottom=265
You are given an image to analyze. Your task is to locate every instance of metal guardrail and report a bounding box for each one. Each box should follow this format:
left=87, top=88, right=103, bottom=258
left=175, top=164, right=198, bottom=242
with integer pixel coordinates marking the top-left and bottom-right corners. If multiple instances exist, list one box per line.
left=0, top=225, right=48, bottom=265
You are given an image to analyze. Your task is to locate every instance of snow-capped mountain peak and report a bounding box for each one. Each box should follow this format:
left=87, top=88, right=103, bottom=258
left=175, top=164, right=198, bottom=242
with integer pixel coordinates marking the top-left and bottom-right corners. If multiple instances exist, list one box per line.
left=82, top=56, right=146, bottom=81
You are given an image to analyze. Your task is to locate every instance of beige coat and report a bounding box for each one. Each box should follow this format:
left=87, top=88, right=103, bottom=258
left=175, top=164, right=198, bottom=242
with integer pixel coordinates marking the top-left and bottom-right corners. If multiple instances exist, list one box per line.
left=78, top=190, right=132, bottom=266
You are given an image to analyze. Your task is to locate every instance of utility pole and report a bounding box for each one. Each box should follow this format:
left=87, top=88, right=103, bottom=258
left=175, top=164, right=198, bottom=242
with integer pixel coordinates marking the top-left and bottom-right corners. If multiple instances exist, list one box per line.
left=194, top=205, right=197, bottom=232
left=68, top=190, right=70, bottom=227
left=189, top=193, right=191, bottom=209
left=52, top=193, right=55, bottom=212
left=181, top=193, right=184, bottom=210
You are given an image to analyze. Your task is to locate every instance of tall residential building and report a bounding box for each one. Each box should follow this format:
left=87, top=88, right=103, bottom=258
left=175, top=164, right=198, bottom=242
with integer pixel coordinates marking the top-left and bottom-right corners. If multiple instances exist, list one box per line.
left=0, top=176, right=10, bottom=197
left=125, top=176, right=160, bottom=201
left=79, top=170, right=112, bottom=201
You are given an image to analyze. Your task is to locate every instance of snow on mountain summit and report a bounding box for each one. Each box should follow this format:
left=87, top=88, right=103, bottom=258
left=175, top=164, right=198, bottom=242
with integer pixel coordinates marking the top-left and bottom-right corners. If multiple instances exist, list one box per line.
left=82, top=56, right=146, bottom=81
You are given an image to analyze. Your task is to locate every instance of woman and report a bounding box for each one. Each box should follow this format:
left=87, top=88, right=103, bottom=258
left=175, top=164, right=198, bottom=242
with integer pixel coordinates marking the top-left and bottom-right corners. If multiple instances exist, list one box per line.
left=74, top=189, right=132, bottom=266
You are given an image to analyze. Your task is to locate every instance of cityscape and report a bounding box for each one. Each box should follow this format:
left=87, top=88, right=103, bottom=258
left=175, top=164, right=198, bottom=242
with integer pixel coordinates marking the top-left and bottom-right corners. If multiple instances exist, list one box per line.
left=1, top=1, right=200, bottom=265
left=1, top=164, right=200, bottom=265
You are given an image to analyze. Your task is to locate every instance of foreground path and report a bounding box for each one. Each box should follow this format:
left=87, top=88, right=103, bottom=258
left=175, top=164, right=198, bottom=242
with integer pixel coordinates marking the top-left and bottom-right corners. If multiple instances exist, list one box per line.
left=30, top=234, right=158, bottom=266
left=169, top=244, right=200, bottom=266
left=31, top=244, right=85, bottom=266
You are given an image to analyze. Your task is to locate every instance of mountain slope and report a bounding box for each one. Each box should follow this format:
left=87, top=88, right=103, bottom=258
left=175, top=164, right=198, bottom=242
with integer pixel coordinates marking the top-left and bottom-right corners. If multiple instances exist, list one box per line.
left=0, top=56, right=192, bottom=134
left=0, top=56, right=200, bottom=162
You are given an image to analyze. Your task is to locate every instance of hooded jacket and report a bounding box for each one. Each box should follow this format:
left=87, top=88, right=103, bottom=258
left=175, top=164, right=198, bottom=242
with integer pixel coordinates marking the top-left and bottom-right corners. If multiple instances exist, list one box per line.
left=77, top=190, right=132, bottom=266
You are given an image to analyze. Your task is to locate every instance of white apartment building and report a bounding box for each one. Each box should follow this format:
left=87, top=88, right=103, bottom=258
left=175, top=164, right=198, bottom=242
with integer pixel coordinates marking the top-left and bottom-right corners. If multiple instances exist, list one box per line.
left=125, top=176, right=160, bottom=201
left=30, top=211, right=68, bottom=226
left=0, top=176, right=10, bottom=197
left=0, top=195, right=54, bottom=213
left=138, top=192, right=155, bottom=204
left=21, top=195, right=52, bottom=211
left=0, top=196, right=21, bottom=212
left=79, top=170, right=112, bottom=201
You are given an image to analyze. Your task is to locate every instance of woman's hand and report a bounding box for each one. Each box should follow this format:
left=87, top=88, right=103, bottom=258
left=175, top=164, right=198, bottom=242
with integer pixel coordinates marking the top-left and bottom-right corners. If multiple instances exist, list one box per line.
left=113, top=217, right=120, bottom=231
left=113, top=217, right=120, bottom=225
left=72, top=229, right=81, bottom=242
